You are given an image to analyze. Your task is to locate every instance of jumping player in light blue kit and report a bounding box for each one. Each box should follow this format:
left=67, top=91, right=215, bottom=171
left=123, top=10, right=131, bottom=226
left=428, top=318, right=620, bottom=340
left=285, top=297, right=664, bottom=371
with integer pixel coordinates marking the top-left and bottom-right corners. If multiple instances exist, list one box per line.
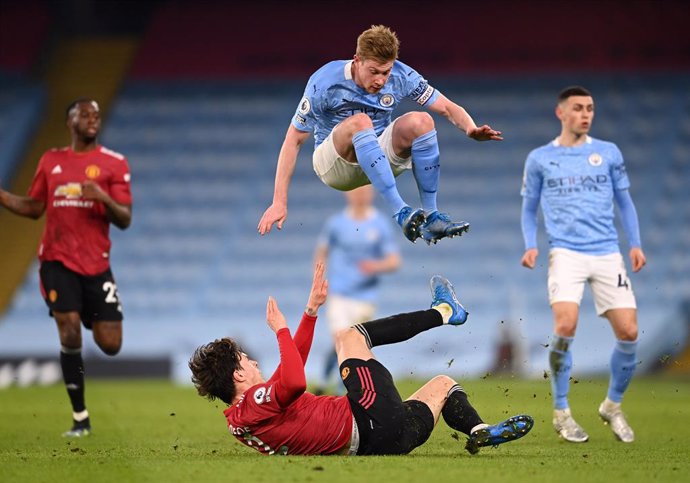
left=258, top=25, right=502, bottom=244
left=520, top=86, right=647, bottom=444
left=313, top=185, right=400, bottom=393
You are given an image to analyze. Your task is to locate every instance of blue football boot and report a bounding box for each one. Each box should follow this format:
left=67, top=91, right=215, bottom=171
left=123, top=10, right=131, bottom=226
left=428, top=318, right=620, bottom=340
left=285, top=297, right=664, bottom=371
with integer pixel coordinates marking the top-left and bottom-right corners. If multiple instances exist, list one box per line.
left=430, top=275, right=468, bottom=325
left=465, top=414, right=534, bottom=455
left=394, top=206, right=425, bottom=243
left=420, top=211, right=469, bottom=245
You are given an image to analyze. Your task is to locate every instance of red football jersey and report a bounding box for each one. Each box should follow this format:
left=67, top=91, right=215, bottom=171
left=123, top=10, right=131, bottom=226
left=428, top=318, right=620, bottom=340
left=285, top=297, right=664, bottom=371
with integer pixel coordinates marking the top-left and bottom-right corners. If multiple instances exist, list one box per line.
left=28, top=145, right=132, bottom=276
left=224, top=385, right=352, bottom=456
left=224, top=315, right=353, bottom=456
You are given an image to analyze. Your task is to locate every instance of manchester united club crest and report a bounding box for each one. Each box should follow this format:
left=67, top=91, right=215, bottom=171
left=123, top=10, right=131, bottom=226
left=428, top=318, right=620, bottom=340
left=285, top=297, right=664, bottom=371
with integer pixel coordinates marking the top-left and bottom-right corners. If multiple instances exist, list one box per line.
left=85, top=165, right=101, bottom=179
left=588, top=153, right=603, bottom=166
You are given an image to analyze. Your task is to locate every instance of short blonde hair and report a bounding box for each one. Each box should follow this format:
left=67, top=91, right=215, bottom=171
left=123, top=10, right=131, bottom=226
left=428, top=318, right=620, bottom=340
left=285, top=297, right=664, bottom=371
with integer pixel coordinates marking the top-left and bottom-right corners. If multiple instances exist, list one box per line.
left=356, top=25, right=399, bottom=62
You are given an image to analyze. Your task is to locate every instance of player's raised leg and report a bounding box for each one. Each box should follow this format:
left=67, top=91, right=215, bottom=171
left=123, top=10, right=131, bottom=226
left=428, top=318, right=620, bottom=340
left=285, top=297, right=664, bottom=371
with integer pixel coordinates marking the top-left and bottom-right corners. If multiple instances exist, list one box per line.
left=392, top=112, right=469, bottom=245
left=334, top=114, right=424, bottom=242
left=335, top=274, right=467, bottom=364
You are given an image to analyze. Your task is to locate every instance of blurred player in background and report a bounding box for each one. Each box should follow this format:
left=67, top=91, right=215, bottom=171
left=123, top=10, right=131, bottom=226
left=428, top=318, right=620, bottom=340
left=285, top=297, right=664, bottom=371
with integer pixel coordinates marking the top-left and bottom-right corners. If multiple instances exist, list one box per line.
left=520, top=86, right=646, bottom=443
left=189, top=262, right=534, bottom=456
left=258, top=24, right=502, bottom=244
left=0, top=98, right=132, bottom=437
left=313, top=185, right=400, bottom=394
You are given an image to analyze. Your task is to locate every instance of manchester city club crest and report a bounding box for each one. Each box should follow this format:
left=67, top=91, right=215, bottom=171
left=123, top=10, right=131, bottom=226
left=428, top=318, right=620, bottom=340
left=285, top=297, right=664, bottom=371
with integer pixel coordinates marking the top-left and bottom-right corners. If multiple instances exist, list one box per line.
left=379, top=94, right=394, bottom=107
left=588, top=153, right=603, bottom=166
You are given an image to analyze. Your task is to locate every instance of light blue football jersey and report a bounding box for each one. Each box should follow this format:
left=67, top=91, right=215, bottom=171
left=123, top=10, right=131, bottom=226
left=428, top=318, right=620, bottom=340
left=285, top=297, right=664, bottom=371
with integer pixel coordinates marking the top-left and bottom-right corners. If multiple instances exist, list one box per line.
left=317, top=208, right=399, bottom=302
left=521, top=136, right=630, bottom=255
left=292, top=59, right=440, bottom=147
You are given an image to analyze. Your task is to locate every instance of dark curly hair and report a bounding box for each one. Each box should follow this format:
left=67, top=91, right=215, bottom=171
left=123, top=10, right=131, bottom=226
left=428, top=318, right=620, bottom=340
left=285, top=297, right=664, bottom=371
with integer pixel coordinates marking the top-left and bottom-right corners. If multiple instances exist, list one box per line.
left=189, top=338, right=243, bottom=405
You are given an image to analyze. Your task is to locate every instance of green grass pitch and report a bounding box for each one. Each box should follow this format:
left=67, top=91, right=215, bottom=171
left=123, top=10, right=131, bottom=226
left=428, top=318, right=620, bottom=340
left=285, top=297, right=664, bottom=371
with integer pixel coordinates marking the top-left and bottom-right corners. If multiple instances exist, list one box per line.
left=1, top=376, right=689, bottom=483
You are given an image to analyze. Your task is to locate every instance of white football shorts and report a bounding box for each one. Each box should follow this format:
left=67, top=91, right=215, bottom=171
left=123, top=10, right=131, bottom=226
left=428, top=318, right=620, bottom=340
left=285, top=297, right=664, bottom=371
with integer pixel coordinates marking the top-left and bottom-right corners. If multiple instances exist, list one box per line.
left=547, top=247, right=637, bottom=316
left=326, top=294, right=377, bottom=337
left=312, top=118, right=412, bottom=191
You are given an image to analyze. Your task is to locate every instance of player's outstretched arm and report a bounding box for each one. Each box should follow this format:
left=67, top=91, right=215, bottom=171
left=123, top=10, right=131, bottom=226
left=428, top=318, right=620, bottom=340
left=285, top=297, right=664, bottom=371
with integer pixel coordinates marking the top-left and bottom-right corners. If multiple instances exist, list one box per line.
left=266, top=296, right=289, bottom=334
left=286, top=261, right=329, bottom=365
left=266, top=296, right=307, bottom=406
left=258, top=125, right=310, bottom=235
left=428, top=94, right=503, bottom=141
left=81, top=180, right=132, bottom=229
left=306, top=261, right=328, bottom=316
left=0, top=184, right=45, bottom=219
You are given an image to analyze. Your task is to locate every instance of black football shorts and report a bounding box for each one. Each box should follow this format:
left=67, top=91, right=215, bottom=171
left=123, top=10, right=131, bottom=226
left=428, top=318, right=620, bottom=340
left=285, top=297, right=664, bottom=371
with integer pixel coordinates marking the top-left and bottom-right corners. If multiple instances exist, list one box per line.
left=340, top=358, right=434, bottom=455
left=39, top=260, right=124, bottom=328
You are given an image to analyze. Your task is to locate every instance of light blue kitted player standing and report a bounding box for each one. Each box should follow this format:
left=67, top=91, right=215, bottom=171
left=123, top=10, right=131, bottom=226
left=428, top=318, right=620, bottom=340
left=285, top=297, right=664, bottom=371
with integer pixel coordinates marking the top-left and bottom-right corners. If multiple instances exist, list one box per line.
left=520, top=86, right=647, bottom=444
left=313, top=185, right=400, bottom=393
left=258, top=25, right=502, bottom=244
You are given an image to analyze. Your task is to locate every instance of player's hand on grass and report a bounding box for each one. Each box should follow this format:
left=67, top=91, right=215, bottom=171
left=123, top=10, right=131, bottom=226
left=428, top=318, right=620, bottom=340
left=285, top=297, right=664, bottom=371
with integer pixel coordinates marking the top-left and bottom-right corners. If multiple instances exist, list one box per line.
left=629, top=247, right=646, bottom=272
left=521, top=248, right=538, bottom=269
left=266, top=296, right=288, bottom=333
left=467, top=124, right=503, bottom=141
left=306, top=261, right=328, bottom=316
left=258, top=203, right=287, bottom=235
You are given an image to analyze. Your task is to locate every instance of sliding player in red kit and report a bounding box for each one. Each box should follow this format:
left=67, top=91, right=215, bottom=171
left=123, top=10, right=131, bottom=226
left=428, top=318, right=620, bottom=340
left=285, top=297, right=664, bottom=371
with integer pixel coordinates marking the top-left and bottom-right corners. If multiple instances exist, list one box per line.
left=0, top=98, right=132, bottom=437
left=225, top=298, right=352, bottom=455
left=190, top=263, right=534, bottom=456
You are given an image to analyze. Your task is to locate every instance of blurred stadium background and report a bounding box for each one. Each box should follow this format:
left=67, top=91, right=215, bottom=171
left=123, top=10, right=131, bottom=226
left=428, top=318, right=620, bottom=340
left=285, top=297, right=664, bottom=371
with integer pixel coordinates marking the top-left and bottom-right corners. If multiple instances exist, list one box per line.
left=1, top=0, right=688, bottom=387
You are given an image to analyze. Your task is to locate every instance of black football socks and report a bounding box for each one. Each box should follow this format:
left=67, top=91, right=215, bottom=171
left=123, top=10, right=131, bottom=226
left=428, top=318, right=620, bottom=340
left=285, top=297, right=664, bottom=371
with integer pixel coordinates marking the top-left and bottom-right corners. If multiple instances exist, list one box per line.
left=354, top=309, right=443, bottom=348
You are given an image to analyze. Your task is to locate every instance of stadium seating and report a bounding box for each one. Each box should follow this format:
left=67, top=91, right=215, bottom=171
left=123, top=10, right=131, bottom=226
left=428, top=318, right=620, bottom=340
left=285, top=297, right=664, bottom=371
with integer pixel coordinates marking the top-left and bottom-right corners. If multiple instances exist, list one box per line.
left=0, top=1, right=50, bottom=185
left=0, top=75, right=45, bottom=184
left=1, top=74, right=688, bottom=382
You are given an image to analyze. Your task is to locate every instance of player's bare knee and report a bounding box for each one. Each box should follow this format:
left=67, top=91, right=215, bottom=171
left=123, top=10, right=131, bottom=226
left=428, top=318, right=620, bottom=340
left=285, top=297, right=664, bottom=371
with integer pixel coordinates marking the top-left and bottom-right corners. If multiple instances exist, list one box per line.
left=104, top=346, right=121, bottom=356
left=94, top=328, right=122, bottom=356
left=619, top=326, right=638, bottom=341
left=431, top=374, right=456, bottom=392
left=99, top=340, right=121, bottom=356
left=334, top=327, right=366, bottom=352
left=346, top=113, right=374, bottom=133
left=407, top=112, right=435, bottom=136
left=59, top=326, right=82, bottom=347
left=554, top=319, right=577, bottom=337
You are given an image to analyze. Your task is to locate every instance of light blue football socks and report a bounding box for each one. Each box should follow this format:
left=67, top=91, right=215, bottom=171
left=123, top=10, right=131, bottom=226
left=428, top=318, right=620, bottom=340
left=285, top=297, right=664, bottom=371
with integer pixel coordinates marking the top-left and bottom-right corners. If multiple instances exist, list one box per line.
left=549, top=335, right=574, bottom=410
left=411, top=129, right=440, bottom=213
left=353, top=129, right=406, bottom=214
left=607, top=339, right=638, bottom=403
